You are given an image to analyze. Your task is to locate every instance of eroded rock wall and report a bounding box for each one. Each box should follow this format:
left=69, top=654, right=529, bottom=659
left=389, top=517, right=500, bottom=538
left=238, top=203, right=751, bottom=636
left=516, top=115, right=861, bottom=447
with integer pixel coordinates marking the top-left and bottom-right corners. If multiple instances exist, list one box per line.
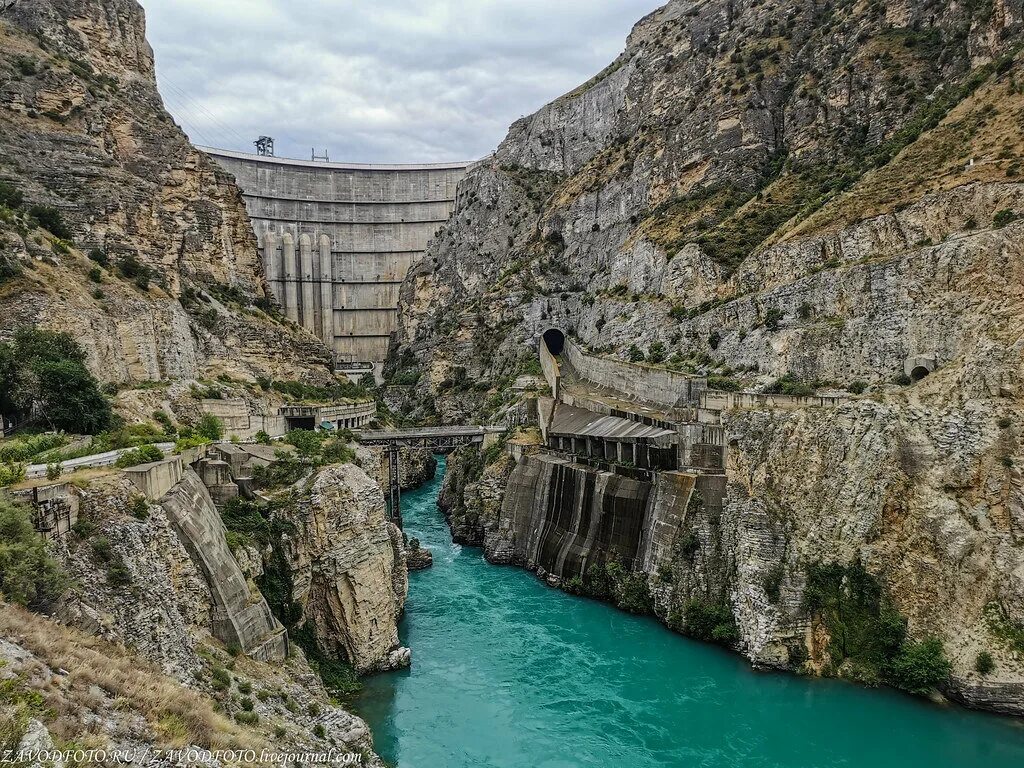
left=282, top=463, right=409, bottom=673
left=0, top=0, right=333, bottom=384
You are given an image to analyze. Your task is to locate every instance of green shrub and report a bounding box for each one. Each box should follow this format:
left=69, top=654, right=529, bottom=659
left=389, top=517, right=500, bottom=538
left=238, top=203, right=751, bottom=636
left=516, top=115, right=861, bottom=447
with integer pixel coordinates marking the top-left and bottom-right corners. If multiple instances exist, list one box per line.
left=107, top=560, right=132, bottom=586
left=114, top=443, right=163, bottom=468
left=764, top=307, right=783, bottom=331
left=128, top=496, right=149, bottom=520
left=707, top=375, right=741, bottom=392
left=0, top=500, right=68, bottom=611
left=45, top=463, right=62, bottom=480
left=87, top=248, right=109, bottom=267
left=708, top=331, right=721, bottom=349
left=627, top=344, right=645, bottom=362
left=87, top=266, right=102, bottom=283
left=887, top=637, right=951, bottom=694
left=284, top=429, right=322, bottom=458
left=797, top=302, right=813, bottom=320
left=254, top=430, right=271, bottom=445
left=804, top=562, right=907, bottom=680
left=28, top=205, right=72, bottom=240
left=0, top=181, right=23, bottom=210
left=647, top=341, right=667, bottom=364
left=993, top=209, right=1019, bottom=228
left=234, top=711, right=259, bottom=726
left=975, top=650, right=995, bottom=675
left=0, top=463, right=26, bottom=488
left=613, top=572, right=652, bottom=614
left=210, top=666, right=231, bottom=691
left=313, top=723, right=326, bottom=738
left=765, top=373, right=816, bottom=397
left=196, top=414, right=223, bottom=441
left=90, top=535, right=113, bottom=562
left=684, top=598, right=738, bottom=645
left=893, top=372, right=912, bottom=386
left=848, top=380, right=868, bottom=394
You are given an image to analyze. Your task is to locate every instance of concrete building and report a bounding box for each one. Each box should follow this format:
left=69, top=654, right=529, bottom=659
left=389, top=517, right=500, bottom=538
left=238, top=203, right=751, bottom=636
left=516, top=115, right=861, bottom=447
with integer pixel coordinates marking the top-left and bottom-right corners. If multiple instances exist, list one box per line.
left=202, top=147, right=470, bottom=377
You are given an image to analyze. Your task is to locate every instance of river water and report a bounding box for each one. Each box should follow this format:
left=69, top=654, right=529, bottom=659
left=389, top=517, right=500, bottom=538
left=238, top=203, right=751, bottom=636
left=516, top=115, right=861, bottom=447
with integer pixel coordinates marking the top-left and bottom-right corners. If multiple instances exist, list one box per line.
left=355, top=457, right=1024, bottom=767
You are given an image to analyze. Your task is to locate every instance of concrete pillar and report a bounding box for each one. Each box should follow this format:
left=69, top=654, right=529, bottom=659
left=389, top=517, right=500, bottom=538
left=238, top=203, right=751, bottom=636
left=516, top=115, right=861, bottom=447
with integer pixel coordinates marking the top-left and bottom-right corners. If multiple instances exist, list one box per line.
left=281, top=232, right=299, bottom=323
left=260, top=233, right=284, bottom=306
left=319, top=234, right=334, bottom=347
left=299, top=234, right=316, bottom=334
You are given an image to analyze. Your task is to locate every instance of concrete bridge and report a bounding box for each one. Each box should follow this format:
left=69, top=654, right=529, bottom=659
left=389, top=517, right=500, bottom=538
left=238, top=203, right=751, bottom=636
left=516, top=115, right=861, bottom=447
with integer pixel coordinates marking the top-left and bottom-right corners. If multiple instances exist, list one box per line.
left=355, top=426, right=502, bottom=525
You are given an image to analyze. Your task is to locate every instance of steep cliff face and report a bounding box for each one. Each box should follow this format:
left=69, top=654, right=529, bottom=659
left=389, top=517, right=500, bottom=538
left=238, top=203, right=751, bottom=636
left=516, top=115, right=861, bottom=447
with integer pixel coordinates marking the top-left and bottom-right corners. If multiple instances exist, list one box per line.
left=398, top=0, right=1024, bottom=714
left=278, top=463, right=410, bottom=674
left=44, top=470, right=384, bottom=759
left=394, top=0, right=1024, bottom=420
left=0, top=0, right=332, bottom=384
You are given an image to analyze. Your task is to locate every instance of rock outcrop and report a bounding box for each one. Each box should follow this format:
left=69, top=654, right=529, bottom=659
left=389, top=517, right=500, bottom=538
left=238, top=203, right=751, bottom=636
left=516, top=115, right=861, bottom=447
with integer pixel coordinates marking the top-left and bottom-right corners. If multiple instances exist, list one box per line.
left=284, top=463, right=410, bottom=673
left=394, top=0, right=1024, bottom=715
left=0, top=0, right=333, bottom=385
left=41, top=470, right=384, bottom=759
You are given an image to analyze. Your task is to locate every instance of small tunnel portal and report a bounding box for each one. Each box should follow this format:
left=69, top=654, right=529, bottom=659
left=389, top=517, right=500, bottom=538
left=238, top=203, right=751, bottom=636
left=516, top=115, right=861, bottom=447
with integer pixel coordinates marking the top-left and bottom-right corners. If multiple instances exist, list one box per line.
left=543, top=328, right=565, bottom=356
left=910, top=366, right=931, bottom=382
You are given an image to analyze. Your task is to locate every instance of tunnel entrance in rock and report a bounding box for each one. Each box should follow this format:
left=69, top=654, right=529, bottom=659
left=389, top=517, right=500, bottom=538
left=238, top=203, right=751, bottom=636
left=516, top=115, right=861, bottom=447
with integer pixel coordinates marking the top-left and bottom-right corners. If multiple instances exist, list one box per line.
left=910, top=366, right=931, bottom=382
left=543, top=328, right=565, bottom=356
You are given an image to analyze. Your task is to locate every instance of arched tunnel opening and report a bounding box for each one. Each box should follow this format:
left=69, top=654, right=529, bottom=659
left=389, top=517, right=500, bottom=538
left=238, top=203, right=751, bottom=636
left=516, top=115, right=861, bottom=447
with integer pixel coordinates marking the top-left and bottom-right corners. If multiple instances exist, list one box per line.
left=910, top=365, right=931, bottom=382
left=542, top=328, right=565, bottom=356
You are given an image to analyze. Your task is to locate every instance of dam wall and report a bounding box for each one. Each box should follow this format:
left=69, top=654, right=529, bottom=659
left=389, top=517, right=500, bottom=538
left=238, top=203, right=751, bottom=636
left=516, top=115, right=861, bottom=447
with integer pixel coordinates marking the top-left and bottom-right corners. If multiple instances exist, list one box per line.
left=203, top=147, right=469, bottom=374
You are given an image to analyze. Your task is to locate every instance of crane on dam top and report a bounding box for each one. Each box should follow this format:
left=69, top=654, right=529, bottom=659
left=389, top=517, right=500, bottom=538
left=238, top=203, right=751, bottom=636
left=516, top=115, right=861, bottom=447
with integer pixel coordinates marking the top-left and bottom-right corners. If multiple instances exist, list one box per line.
left=355, top=426, right=504, bottom=527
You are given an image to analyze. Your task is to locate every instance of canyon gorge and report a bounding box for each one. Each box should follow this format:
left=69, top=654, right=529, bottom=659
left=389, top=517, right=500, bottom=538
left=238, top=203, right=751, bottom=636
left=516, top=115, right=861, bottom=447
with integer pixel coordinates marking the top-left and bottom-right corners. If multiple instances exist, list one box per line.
left=1, top=0, right=1024, bottom=764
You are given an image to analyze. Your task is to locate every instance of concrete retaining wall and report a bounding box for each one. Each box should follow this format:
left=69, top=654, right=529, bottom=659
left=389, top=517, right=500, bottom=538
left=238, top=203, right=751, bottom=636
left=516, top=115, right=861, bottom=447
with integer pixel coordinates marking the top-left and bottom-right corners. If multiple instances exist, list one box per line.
left=564, top=341, right=705, bottom=407
left=124, top=456, right=183, bottom=501
left=160, top=468, right=287, bottom=661
left=701, top=391, right=848, bottom=411
left=540, top=340, right=561, bottom=399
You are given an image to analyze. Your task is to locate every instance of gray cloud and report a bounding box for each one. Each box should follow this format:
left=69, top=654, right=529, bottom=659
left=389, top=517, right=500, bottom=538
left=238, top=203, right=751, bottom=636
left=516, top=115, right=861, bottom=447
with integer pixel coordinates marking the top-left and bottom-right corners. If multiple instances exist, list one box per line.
left=137, top=0, right=663, bottom=163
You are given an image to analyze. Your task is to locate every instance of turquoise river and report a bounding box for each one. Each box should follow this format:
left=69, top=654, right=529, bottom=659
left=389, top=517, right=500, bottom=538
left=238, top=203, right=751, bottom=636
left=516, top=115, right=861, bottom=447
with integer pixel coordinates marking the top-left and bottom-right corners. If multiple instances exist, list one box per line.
left=355, top=457, right=1024, bottom=767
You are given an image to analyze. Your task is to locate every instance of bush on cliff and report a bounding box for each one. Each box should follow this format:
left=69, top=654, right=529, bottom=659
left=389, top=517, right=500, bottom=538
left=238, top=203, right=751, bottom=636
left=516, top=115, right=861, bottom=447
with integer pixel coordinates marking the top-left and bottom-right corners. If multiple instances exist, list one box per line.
left=804, top=561, right=951, bottom=693
left=886, top=637, right=952, bottom=694
left=0, top=328, right=112, bottom=435
left=683, top=598, right=739, bottom=645
left=0, top=499, right=68, bottom=611
left=114, top=443, right=163, bottom=468
left=196, top=414, right=223, bottom=441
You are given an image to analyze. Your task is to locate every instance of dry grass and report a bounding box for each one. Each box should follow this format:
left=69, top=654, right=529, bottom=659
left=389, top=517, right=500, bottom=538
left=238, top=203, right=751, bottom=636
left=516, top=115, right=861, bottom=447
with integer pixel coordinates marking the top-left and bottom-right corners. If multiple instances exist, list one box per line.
left=0, top=602, right=267, bottom=750
left=788, top=73, right=1024, bottom=239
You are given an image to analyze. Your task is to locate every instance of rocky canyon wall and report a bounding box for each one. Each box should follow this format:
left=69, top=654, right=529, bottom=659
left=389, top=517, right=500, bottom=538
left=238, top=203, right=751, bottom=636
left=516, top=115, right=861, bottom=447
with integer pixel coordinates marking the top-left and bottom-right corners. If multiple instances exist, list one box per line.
left=0, top=0, right=333, bottom=385
left=406, top=0, right=1024, bottom=715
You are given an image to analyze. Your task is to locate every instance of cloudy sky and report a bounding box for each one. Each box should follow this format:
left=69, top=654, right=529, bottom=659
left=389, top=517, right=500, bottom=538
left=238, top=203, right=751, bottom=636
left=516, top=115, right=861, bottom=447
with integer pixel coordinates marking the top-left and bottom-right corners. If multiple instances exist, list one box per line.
left=137, top=0, right=663, bottom=164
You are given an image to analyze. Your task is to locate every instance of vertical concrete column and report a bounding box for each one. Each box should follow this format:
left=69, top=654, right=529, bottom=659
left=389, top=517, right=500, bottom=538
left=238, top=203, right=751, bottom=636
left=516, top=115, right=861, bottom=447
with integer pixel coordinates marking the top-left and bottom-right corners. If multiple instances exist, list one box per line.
left=319, top=234, right=334, bottom=347
left=281, top=232, right=299, bottom=323
left=299, top=234, right=316, bottom=334
left=260, top=233, right=284, bottom=306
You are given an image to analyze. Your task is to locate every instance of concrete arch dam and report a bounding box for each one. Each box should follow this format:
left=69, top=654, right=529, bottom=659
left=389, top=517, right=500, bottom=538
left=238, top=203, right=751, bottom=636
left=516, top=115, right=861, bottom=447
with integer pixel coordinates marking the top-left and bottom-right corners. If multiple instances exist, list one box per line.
left=203, top=147, right=471, bottom=375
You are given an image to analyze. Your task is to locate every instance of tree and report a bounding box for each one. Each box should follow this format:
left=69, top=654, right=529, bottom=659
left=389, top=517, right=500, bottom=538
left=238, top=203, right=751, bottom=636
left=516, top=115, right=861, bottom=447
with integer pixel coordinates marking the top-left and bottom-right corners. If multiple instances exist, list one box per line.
left=34, top=360, right=112, bottom=434
left=0, top=499, right=68, bottom=611
left=0, top=328, right=111, bottom=434
left=196, top=414, right=223, bottom=441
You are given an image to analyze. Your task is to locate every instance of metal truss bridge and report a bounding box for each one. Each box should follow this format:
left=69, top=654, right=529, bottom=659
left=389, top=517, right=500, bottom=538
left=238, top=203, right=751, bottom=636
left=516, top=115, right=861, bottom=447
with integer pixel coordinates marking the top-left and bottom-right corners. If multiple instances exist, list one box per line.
left=355, top=426, right=502, bottom=525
